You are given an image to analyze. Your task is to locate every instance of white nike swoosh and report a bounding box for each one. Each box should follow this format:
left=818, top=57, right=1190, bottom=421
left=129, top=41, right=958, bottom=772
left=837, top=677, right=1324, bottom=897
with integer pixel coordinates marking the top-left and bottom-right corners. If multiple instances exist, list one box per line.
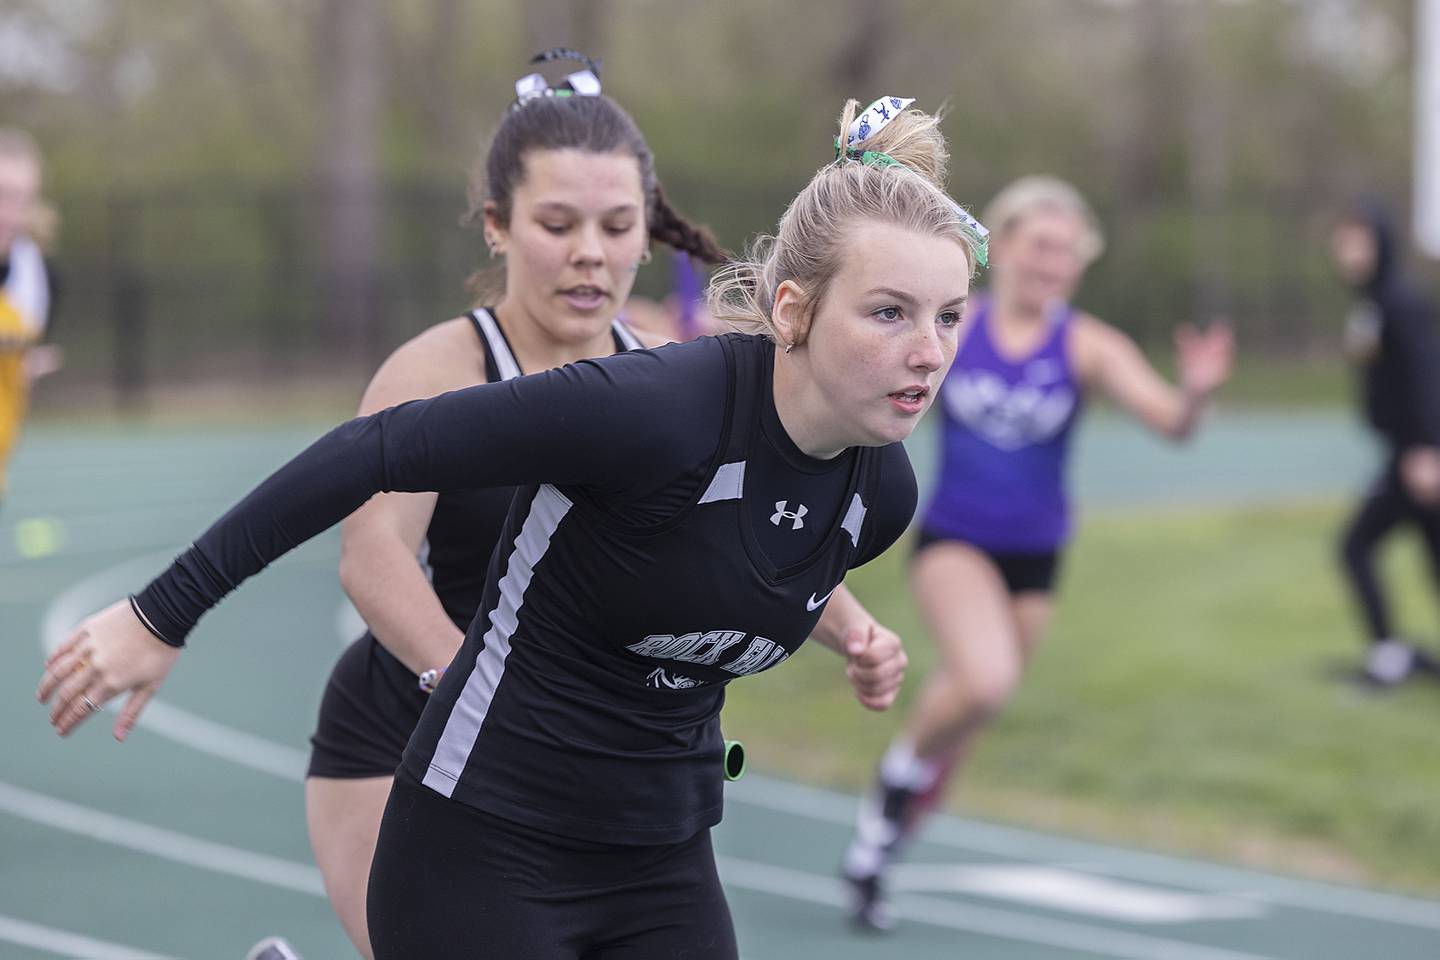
left=806, top=588, right=836, bottom=612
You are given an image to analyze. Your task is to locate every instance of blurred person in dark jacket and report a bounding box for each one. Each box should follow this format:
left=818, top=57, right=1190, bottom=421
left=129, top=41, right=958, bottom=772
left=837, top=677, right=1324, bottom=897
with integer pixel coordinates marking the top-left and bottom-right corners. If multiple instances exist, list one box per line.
left=1332, top=199, right=1440, bottom=687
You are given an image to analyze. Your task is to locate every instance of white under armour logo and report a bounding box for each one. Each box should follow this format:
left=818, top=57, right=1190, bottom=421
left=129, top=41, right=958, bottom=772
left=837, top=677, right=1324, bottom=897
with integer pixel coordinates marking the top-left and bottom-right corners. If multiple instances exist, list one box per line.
left=770, top=500, right=808, bottom=530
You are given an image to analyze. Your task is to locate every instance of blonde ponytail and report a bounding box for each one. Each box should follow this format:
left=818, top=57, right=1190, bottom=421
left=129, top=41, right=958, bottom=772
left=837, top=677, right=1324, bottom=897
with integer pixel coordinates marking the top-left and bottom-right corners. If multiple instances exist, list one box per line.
left=709, top=98, right=980, bottom=342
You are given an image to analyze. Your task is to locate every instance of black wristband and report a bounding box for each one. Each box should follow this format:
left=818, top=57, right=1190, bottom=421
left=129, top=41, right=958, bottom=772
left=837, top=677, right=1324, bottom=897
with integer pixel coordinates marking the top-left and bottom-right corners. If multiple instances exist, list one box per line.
left=129, top=595, right=185, bottom=648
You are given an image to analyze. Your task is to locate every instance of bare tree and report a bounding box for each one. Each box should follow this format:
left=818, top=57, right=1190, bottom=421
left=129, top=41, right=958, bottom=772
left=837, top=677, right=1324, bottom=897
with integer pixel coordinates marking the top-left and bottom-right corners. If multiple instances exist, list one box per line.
left=315, top=0, right=385, bottom=355
left=830, top=0, right=893, bottom=96
left=419, top=0, right=465, bottom=158
left=520, top=0, right=608, bottom=57
left=1181, top=1, right=1233, bottom=326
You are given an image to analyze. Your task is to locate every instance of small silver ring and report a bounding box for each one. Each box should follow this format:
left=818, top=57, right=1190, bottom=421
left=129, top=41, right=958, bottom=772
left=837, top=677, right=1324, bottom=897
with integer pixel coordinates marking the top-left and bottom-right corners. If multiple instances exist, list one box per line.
left=81, top=695, right=100, bottom=713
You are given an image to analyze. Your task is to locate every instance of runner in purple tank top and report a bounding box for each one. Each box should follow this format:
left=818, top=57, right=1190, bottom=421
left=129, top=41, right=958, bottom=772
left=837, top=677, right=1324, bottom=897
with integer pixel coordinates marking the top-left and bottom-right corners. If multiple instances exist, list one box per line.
left=921, top=293, right=1083, bottom=552
left=842, top=176, right=1235, bottom=931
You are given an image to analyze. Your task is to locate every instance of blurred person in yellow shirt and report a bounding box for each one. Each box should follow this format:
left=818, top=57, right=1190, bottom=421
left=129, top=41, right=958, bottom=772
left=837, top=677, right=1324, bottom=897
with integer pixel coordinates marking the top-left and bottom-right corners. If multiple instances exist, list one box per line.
left=0, top=126, right=63, bottom=502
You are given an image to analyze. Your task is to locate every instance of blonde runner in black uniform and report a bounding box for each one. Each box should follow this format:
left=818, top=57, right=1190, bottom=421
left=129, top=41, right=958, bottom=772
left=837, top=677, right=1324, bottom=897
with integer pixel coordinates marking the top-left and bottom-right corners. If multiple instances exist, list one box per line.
left=40, top=96, right=984, bottom=959
left=305, top=52, right=725, bottom=959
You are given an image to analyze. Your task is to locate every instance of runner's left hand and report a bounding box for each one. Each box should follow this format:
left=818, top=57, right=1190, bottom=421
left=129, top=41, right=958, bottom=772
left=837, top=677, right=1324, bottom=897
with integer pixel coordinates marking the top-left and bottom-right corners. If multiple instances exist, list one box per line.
left=844, top=621, right=907, bottom=711
left=37, top=599, right=181, bottom=740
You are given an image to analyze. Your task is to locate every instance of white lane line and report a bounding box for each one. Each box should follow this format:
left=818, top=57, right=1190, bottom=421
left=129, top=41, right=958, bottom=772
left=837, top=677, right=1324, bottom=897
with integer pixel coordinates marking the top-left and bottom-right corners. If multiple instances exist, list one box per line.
left=0, top=914, right=174, bottom=960
left=889, top=864, right=1266, bottom=924
left=139, top=700, right=308, bottom=781
left=727, top=775, right=1440, bottom=931
left=0, top=780, right=324, bottom=896
left=717, top=857, right=1273, bottom=960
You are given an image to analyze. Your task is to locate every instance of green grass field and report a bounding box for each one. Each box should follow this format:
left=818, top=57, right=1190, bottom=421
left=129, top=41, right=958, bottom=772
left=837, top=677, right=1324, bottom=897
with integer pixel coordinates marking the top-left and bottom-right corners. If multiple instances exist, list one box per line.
left=723, top=498, right=1440, bottom=897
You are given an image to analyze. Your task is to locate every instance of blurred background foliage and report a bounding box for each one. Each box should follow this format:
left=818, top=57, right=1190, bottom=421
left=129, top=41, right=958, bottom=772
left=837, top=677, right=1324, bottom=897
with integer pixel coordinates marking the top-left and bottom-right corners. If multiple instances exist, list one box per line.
left=0, top=0, right=1425, bottom=411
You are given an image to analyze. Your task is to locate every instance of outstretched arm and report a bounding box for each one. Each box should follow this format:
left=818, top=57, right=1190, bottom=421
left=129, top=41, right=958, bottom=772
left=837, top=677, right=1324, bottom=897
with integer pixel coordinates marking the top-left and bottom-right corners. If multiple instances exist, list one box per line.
left=37, top=339, right=726, bottom=737
left=39, top=393, right=498, bottom=739
left=1074, top=315, right=1234, bottom=442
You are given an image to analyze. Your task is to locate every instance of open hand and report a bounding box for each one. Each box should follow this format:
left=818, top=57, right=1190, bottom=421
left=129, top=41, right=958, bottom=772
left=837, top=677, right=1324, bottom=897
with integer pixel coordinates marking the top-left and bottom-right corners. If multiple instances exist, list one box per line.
left=1175, top=321, right=1235, bottom=398
left=36, top=600, right=181, bottom=740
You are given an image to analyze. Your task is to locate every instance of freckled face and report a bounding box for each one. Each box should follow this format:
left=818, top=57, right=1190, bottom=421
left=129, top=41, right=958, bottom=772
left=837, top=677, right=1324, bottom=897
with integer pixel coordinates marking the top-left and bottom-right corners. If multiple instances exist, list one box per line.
left=802, top=221, right=971, bottom=448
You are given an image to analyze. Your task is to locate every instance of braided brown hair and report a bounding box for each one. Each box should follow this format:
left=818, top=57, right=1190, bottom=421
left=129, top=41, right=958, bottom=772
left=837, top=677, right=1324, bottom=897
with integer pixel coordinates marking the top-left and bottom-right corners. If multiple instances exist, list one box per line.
left=649, top=181, right=729, bottom=265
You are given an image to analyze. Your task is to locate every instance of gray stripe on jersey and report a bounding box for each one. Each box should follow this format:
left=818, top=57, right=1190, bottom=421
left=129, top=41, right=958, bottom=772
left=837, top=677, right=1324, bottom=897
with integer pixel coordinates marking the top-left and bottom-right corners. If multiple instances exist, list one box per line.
left=841, top=493, right=867, bottom=547
left=698, top=461, right=746, bottom=504
left=473, top=308, right=522, bottom=381
left=612, top=319, right=643, bottom=351
left=422, top=483, right=573, bottom=796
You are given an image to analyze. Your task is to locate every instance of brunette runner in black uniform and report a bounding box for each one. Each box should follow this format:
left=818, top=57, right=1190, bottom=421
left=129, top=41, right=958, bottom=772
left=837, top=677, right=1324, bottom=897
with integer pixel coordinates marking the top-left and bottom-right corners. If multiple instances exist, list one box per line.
left=40, top=96, right=985, bottom=959
left=308, top=314, right=648, bottom=954
left=303, top=51, right=727, bottom=958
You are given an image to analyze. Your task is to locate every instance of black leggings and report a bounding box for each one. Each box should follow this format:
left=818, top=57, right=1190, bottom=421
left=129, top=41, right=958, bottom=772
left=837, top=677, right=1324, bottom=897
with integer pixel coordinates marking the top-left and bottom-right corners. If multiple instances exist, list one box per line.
left=1339, top=460, right=1440, bottom=641
left=368, top=772, right=739, bottom=960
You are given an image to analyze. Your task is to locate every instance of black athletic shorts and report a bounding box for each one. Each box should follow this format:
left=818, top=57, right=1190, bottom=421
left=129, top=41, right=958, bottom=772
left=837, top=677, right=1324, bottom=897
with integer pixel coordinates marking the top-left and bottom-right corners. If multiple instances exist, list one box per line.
left=368, top=770, right=739, bottom=960
left=308, top=634, right=427, bottom=779
left=913, top=528, right=1062, bottom=595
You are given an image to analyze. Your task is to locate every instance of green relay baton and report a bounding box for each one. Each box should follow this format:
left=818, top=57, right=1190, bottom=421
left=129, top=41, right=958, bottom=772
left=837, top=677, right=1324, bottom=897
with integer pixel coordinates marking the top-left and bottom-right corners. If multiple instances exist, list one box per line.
left=723, top=739, right=746, bottom=781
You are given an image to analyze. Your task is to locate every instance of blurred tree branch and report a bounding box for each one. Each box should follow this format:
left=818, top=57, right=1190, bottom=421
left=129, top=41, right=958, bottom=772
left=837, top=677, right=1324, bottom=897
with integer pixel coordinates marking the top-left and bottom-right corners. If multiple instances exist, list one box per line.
left=315, top=0, right=384, bottom=349
left=830, top=0, right=893, bottom=96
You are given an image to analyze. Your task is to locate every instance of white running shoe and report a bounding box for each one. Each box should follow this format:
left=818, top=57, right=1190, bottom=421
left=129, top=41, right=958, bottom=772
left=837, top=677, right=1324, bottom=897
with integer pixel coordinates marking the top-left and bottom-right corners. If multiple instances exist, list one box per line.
left=1364, top=639, right=1416, bottom=687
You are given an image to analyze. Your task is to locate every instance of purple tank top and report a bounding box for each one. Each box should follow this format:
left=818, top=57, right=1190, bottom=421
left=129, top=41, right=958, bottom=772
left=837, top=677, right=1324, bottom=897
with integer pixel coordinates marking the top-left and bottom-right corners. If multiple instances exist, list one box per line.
left=921, top=296, right=1083, bottom=552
